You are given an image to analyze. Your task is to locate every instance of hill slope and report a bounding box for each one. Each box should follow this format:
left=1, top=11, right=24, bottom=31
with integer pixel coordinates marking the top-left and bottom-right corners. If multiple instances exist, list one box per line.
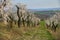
left=0, top=21, right=55, bottom=40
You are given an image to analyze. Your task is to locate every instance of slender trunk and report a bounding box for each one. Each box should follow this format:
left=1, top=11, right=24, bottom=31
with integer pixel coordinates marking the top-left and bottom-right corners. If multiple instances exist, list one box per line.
left=16, top=5, right=21, bottom=27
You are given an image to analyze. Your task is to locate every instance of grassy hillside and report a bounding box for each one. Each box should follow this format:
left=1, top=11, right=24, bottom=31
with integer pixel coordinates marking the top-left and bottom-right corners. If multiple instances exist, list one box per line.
left=0, top=21, right=55, bottom=40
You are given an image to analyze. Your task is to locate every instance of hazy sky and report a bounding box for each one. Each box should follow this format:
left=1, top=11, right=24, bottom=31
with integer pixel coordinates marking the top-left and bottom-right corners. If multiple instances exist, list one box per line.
left=11, top=0, right=60, bottom=9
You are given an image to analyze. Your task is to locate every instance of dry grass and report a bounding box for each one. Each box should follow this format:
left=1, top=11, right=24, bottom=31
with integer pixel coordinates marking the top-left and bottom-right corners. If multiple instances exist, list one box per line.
left=0, top=21, right=55, bottom=40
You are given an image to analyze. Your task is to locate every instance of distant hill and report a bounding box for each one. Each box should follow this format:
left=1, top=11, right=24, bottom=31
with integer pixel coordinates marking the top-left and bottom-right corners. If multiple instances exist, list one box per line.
left=28, top=8, right=60, bottom=12
left=28, top=8, right=60, bottom=20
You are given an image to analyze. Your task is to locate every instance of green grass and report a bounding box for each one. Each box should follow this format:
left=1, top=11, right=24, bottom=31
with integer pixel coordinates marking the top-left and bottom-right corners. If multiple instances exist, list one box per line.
left=0, top=21, right=55, bottom=40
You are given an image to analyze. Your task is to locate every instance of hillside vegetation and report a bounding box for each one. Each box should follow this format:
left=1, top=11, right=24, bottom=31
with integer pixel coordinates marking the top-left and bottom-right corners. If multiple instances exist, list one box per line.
left=0, top=21, right=55, bottom=40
